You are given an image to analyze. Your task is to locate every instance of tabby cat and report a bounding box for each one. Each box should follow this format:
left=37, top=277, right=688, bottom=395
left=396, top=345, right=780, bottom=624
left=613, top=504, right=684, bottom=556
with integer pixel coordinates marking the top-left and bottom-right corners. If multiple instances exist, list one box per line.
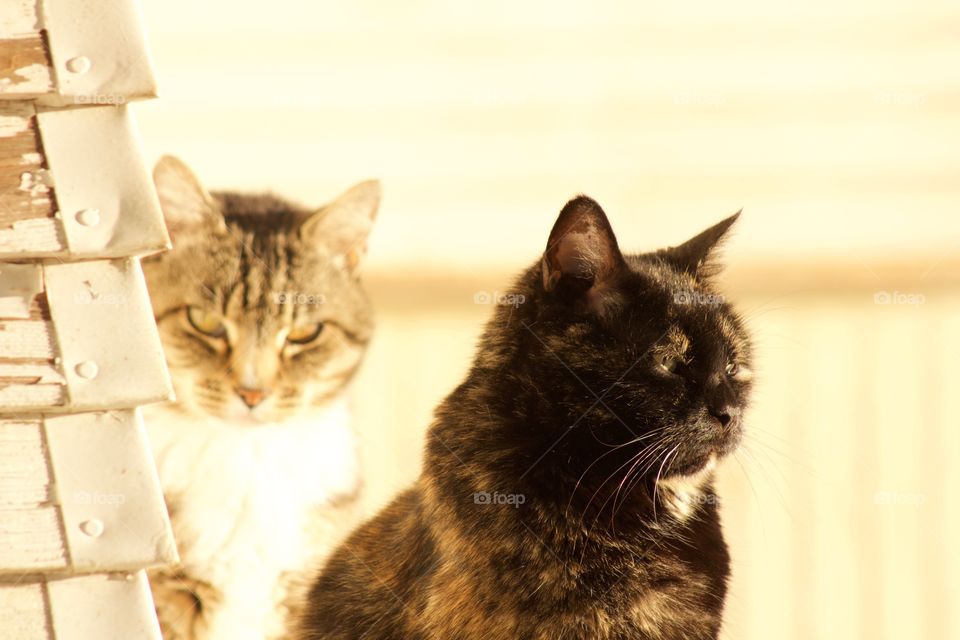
left=299, top=196, right=752, bottom=639
left=142, top=156, right=380, bottom=640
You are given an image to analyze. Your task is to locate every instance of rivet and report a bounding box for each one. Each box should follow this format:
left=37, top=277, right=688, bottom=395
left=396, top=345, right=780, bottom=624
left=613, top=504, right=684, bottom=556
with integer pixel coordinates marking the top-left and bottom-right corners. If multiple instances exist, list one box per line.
left=79, top=519, right=104, bottom=537
left=75, top=361, right=99, bottom=379
left=66, top=56, right=91, bottom=74
left=76, top=208, right=100, bottom=226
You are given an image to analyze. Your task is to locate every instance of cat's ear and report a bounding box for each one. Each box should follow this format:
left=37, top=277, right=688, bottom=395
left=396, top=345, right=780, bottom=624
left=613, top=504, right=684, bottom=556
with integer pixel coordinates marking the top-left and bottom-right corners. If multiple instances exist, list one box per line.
left=153, top=156, right=225, bottom=236
left=300, top=180, right=381, bottom=273
left=542, top=195, right=625, bottom=303
left=659, top=211, right=741, bottom=279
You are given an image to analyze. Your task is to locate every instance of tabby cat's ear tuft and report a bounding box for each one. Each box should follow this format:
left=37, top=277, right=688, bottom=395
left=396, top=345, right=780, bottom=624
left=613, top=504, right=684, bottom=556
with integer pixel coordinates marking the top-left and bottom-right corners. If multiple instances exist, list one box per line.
left=300, top=180, right=381, bottom=274
left=542, top=195, right=625, bottom=303
left=153, top=156, right=225, bottom=237
left=658, top=210, right=741, bottom=279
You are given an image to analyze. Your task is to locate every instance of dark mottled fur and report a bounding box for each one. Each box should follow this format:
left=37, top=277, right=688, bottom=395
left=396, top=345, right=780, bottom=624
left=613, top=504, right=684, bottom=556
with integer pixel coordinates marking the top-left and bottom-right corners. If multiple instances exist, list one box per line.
left=300, top=197, right=753, bottom=640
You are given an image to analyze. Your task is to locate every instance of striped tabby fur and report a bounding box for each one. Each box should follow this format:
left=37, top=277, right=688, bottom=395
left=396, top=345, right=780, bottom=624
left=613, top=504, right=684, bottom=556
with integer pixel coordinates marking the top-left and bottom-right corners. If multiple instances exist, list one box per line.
left=142, top=156, right=379, bottom=640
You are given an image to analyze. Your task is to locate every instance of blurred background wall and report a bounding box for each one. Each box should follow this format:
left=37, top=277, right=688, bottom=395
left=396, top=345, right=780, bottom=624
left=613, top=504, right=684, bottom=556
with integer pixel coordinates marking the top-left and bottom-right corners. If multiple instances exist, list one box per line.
left=137, top=1, right=959, bottom=638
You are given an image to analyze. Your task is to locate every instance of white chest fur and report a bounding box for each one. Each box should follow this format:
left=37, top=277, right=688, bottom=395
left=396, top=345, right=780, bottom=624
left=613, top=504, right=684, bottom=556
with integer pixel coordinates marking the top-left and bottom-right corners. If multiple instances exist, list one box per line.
left=656, top=454, right=718, bottom=523
left=142, top=399, right=360, bottom=639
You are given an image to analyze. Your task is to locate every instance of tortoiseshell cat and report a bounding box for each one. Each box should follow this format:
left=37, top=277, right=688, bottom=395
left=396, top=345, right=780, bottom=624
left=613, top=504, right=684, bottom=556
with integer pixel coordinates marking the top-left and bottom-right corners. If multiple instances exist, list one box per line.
left=142, top=157, right=380, bottom=640
left=299, top=196, right=752, bottom=639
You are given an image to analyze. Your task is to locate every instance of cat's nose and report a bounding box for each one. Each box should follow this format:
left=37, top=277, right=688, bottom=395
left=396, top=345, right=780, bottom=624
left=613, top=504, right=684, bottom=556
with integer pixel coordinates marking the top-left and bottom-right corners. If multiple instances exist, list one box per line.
left=709, top=405, right=738, bottom=429
left=235, top=386, right=269, bottom=408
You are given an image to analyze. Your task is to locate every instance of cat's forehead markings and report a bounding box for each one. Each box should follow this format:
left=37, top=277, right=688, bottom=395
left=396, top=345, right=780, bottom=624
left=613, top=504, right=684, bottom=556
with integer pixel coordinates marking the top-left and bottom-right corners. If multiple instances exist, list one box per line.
left=195, top=282, right=219, bottom=306
left=666, top=326, right=691, bottom=355
left=720, top=314, right=751, bottom=358
left=717, top=315, right=736, bottom=341
left=650, top=326, right=691, bottom=366
left=224, top=283, right=246, bottom=315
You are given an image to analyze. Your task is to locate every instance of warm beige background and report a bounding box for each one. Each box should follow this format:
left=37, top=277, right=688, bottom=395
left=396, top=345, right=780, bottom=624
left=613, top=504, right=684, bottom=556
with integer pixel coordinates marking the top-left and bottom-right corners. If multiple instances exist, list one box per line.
left=137, top=1, right=959, bottom=638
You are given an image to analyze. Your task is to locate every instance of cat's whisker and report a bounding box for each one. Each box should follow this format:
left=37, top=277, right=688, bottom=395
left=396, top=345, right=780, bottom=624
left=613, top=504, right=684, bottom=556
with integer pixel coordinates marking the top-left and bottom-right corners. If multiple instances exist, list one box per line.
left=609, top=440, right=661, bottom=528
left=580, top=436, right=673, bottom=543
left=737, top=443, right=797, bottom=525
left=740, top=424, right=794, bottom=450
left=576, top=438, right=676, bottom=564
left=742, top=430, right=814, bottom=475
left=613, top=443, right=667, bottom=519
left=565, top=427, right=667, bottom=515
left=652, top=444, right=682, bottom=523
left=610, top=432, right=677, bottom=509
left=578, top=447, right=651, bottom=522
left=744, top=446, right=802, bottom=513
left=594, top=434, right=669, bottom=511
left=730, top=450, right=767, bottom=520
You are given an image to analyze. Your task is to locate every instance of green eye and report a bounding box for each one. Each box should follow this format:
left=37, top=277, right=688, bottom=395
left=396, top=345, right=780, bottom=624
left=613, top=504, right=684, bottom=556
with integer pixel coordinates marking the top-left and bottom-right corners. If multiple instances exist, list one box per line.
left=725, top=362, right=740, bottom=377
left=186, top=307, right=226, bottom=338
left=286, top=322, right=325, bottom=345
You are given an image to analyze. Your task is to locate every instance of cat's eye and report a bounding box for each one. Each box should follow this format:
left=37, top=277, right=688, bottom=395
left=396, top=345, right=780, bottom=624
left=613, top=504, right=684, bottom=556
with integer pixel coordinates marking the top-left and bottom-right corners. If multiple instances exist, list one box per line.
left=656, top=354, right=680, bottom=374
left=286, top=322, right=325, bottom=345
left=186, top=307, right=226, bottom=338
left=725, top=362, right=740, bottom=377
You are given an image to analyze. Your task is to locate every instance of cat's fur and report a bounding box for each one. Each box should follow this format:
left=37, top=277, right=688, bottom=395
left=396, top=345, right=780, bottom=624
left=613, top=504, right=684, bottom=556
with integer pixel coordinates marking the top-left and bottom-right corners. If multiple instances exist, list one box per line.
left=299, top=196, right=752, bottom=640
left=142, top=156, right=380, bottom=640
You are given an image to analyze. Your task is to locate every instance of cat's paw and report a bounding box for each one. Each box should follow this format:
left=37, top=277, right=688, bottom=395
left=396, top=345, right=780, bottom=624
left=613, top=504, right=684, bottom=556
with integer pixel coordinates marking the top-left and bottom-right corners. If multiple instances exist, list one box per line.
left=149, top=568, right=220, bottom=640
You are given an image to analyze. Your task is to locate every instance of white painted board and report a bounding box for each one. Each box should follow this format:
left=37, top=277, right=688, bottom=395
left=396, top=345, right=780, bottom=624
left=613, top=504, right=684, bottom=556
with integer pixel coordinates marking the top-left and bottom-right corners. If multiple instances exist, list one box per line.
left=0, top=571, right=163, bottom=640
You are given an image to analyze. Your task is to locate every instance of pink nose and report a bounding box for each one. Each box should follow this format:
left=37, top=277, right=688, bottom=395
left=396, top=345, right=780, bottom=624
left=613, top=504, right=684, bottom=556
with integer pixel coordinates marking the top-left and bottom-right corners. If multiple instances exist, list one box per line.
left=235, top=387, right=268, bottom=408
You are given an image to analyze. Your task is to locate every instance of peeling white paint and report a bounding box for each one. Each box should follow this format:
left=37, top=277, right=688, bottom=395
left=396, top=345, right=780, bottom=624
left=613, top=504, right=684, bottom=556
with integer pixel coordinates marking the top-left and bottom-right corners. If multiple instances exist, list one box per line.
left=0, top=572, right=165, bottom=639
left=1, top=2, right=175, bottom=638
left=10, top=62, right=50, bottom=88
left=37, top=107, right=170, bottom=258
left=46, top=411, right=179, bottom=570
left=39, top=0, right=158, bottom=106
left=0, top=384, right=64, bottom=407
left=0, top=218, right=64, bottom=254
left=0, top=0, right=43, bottom=35
left=18, top=168, right=52, bottom=194
left=0, top=506, right=66, bottom=570
left=0, top=105, right=33, bottom=137
left=0, top=363, right=64, bottom=384
left=45, top=259, right=173, bottom=410
left=0, top=320, right=55, bottom=359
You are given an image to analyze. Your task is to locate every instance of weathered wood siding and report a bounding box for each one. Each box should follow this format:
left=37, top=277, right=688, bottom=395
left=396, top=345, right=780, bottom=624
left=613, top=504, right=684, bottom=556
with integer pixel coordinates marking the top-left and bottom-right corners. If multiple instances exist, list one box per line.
left=1, top=1, right=175, bottom=637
